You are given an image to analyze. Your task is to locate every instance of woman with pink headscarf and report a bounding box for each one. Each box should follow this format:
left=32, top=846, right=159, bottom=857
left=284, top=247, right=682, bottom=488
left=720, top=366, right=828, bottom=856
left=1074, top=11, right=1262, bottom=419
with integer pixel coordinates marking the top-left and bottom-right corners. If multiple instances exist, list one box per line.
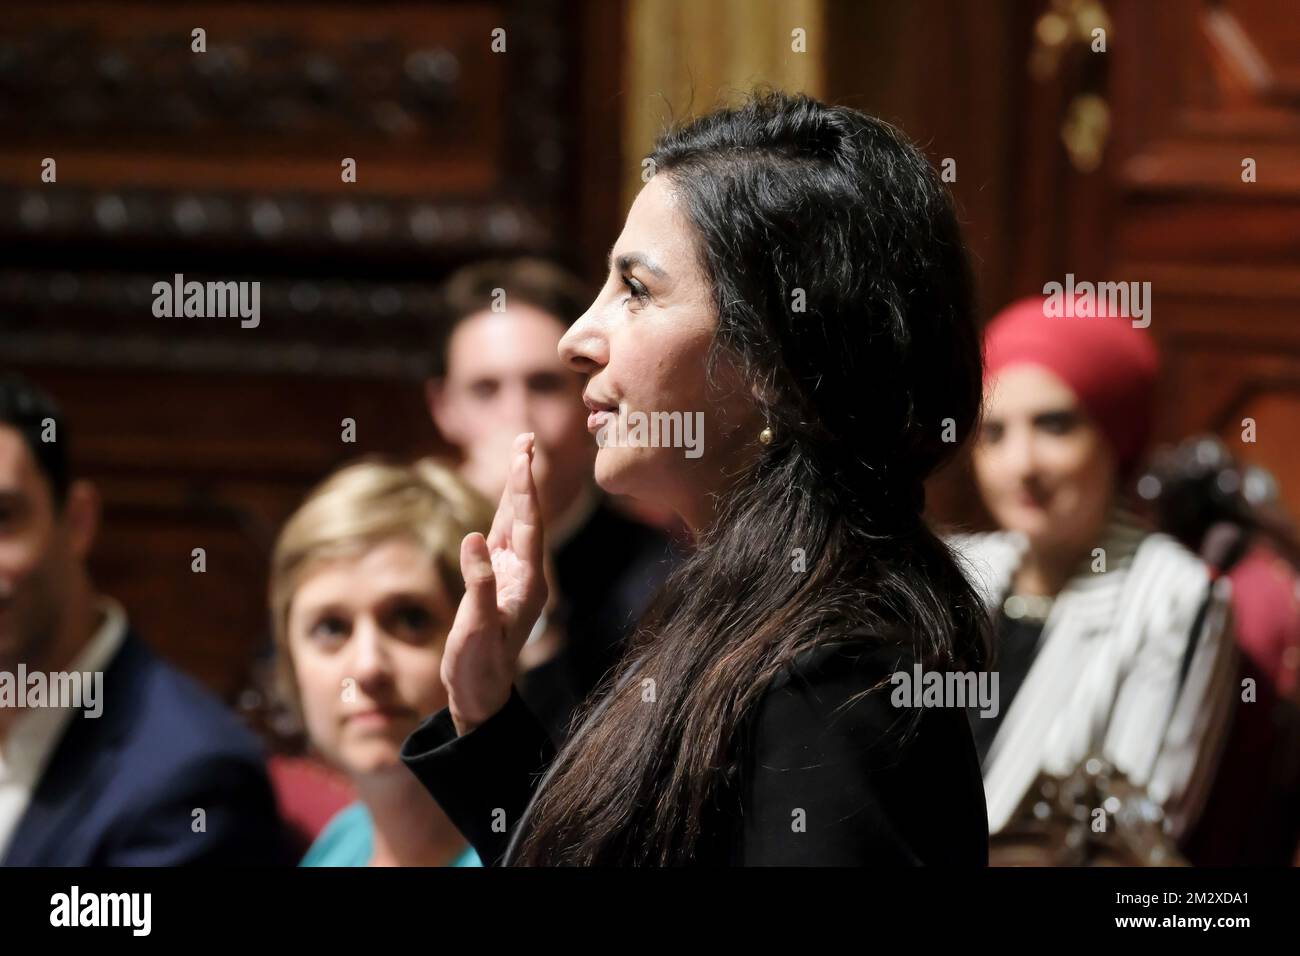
left=949, top=296, right=1238, bottom=862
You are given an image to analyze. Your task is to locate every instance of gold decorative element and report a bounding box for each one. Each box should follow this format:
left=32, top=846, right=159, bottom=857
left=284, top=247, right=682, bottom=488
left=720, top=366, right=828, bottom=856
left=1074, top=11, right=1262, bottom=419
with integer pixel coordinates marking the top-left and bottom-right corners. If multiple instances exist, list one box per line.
left=990, top=755, right=1187, bottom=867
left=1030, top=0, right=1113, bottom=82
left=1061, top=93, right=1110, bottom=174
left=1029, top=0, right=1113, bottom=173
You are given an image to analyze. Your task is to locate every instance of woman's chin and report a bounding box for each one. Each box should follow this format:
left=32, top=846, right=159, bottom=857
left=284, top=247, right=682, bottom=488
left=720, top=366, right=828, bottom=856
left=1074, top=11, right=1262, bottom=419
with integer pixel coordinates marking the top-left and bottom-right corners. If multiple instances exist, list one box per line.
left=593, top=446, right=677, bottom=514
left=338, top=742, right=404, bottom=777
left=592, top=446, right=633, bottom=496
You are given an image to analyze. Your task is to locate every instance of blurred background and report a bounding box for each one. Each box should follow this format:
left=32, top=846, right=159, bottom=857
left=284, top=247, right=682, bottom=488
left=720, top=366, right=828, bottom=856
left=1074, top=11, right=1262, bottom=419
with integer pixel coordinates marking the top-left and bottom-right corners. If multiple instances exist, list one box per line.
left=1, top=0, right=1298, bottom=719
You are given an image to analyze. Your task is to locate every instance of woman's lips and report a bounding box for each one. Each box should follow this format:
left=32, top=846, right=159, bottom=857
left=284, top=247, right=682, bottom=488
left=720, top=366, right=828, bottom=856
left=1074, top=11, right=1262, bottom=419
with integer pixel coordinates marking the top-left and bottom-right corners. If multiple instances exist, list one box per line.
left=345, top=707, right=412, bottom=729
left=582, top=392, right=619, bottom=433
left=1013, top=491, right=1049, bottom=510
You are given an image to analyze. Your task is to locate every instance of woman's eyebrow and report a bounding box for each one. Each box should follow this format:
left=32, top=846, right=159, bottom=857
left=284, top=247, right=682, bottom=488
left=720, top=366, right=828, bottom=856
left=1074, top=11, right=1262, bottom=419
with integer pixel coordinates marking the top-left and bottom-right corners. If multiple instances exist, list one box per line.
left=297, top=601, right=347, bottom=621
left=608, top=247, right=667, bottom=279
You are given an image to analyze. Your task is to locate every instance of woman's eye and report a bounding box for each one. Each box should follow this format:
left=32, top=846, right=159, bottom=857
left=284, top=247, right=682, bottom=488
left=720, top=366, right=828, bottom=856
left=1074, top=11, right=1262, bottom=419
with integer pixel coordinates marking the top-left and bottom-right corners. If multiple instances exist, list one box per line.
left=392, top=604, right=434, bottom=634
left=1037, top=413, right=1077, bottom=436
left=0, top=497, right=27, bottom=533
left=621, top=275, right=650, bottom=304
left=310, top=617, right=348, bottom=642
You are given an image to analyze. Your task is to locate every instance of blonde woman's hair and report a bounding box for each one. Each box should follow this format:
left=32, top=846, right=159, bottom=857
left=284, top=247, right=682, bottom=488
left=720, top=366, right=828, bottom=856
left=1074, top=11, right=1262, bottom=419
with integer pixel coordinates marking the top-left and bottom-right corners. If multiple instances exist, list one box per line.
left=269, top=456, right=492, bottom=712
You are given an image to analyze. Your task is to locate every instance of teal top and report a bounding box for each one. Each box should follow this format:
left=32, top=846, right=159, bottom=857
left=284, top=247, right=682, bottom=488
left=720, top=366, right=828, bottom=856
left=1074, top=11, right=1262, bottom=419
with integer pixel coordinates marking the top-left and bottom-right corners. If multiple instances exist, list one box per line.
left=299, top=802, right=482, bottom=868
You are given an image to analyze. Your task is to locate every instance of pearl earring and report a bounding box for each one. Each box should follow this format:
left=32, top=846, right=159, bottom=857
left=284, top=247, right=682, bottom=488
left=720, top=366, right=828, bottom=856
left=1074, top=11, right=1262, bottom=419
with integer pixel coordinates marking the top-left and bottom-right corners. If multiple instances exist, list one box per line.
left=758, top=426, right=774, bottom=445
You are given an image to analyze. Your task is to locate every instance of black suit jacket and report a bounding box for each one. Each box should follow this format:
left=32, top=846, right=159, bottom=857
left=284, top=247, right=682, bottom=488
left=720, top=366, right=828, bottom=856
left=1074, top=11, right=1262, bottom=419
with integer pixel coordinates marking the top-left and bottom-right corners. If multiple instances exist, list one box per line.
left=3, top=631, right=292, bottom=866
left=401, top=636, right=989, bottom=866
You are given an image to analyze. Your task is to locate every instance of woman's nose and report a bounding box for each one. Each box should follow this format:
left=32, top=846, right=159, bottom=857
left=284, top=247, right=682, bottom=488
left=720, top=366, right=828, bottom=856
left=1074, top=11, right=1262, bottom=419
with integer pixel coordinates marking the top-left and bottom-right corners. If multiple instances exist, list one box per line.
left=1004, top=429, right=1040, bottom=478
left=558, top=304, right=607, bottom=375
left=349, top=618, right=394, bottom=688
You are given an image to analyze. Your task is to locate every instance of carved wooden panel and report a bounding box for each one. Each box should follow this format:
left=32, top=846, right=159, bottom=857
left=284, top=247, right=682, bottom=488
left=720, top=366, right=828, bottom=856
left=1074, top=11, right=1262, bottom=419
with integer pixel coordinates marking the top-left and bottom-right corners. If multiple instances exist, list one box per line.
left=0, top=1, right=622, bottom=702
left=1105, top=0, right=1300, bottom=518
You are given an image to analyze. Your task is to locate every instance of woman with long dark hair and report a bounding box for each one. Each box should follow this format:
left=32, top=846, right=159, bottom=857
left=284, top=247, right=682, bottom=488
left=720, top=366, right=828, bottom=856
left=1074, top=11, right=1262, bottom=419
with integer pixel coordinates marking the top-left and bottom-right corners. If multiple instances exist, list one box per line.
left=401, top=90, right=991, bottom=865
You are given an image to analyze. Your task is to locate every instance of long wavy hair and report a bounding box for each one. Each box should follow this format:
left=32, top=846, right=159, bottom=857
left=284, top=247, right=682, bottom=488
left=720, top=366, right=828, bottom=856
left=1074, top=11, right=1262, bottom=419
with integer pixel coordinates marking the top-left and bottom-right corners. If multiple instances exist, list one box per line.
left=515, top=90, right=990, bottom=865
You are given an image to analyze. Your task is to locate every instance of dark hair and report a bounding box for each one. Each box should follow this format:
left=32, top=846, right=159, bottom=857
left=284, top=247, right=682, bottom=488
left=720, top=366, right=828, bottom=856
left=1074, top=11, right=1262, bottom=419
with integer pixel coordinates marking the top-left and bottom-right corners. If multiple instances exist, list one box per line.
left=515, top=90, right=991, bottom=865
left=0, top=372, right=69, bottom=508
left=429, top=257, right=593, bottom=378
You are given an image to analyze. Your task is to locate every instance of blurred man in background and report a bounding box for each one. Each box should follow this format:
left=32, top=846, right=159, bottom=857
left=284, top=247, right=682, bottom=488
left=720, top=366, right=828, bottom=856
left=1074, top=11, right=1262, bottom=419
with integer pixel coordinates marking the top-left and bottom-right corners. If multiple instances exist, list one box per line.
left=0, top=374, right=289, bottom=865
left=425, top=258, right=677, bottom=742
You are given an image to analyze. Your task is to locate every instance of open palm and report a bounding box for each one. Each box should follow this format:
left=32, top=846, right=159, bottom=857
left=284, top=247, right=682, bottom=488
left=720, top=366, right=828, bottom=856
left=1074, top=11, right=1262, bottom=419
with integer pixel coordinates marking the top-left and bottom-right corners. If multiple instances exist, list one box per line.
left=442, top=432, right=548, bottom=735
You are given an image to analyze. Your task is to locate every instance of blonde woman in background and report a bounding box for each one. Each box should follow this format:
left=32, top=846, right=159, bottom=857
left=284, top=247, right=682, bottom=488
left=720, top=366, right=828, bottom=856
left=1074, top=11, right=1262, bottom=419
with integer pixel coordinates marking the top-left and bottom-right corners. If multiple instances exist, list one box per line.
left=271, top=458, right=491, bottom=866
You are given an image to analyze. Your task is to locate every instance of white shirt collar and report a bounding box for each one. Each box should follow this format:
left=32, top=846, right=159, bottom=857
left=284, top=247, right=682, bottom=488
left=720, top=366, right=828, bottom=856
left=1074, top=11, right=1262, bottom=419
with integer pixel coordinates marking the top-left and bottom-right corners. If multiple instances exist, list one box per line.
left=0, top=597, right=128, bottom=835
left=1, top=597, right=127, bottom=761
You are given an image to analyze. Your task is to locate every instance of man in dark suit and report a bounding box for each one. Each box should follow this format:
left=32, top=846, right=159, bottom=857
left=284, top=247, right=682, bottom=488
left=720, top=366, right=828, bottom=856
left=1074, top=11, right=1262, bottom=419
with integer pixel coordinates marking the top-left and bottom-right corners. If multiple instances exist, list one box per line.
left=0, top=374, right=289, bottom=865
left=425, top=259, right=678, bottom=742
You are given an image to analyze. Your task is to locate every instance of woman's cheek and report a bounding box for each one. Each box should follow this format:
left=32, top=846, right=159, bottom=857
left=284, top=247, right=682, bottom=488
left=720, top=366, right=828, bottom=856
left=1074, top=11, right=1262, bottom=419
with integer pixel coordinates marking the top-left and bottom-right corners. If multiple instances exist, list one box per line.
left=971, top=449, right=1008, bottom=505
left=400, top=648, right=449, bottom=716
left=1056, top=441, right=1105, bottom=502
left=298, top=658, right=344, bottom=758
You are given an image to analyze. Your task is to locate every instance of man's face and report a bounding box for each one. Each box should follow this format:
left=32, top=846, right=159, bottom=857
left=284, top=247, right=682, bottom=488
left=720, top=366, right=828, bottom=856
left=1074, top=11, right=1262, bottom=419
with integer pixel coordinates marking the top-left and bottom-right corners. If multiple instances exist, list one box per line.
left=428, top=304, right=595, bottom=524
left=0, top=427, right=73, bottom=670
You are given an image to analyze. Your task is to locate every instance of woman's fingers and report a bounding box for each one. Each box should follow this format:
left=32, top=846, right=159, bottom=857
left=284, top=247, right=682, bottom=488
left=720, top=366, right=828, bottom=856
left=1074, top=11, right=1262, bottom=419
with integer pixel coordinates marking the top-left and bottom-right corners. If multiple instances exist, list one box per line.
left=443, top=436, right=545, bottom=734
left=500, top=441, right=547, bottom=654
left=484, top=470, right=516, bottom=552
left=444, top=533, right=509, bottom=734
left=455, top=531, right=503, bottom=645
left=510, top=440, right=543, bottom=564
left=484, top=432, right=533, bottom=551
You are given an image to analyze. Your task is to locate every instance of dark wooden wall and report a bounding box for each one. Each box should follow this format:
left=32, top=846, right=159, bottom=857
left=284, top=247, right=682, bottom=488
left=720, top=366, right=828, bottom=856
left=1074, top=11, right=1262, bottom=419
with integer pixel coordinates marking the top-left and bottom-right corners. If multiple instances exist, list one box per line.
left=0, top=0, right=624, bottom=702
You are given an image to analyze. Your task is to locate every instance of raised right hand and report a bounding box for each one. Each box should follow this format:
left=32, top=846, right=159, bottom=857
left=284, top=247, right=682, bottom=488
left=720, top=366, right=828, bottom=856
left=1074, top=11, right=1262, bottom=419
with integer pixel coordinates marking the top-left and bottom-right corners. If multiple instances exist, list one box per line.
left=441, top=432, right=548, bottom=735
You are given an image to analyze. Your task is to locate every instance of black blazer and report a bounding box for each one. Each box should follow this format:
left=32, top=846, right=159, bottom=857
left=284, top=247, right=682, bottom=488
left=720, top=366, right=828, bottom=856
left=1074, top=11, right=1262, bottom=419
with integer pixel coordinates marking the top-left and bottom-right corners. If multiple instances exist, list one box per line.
left=3, top=631, right=292, bottom=866
left=401, top=636, right=989, bottom=865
